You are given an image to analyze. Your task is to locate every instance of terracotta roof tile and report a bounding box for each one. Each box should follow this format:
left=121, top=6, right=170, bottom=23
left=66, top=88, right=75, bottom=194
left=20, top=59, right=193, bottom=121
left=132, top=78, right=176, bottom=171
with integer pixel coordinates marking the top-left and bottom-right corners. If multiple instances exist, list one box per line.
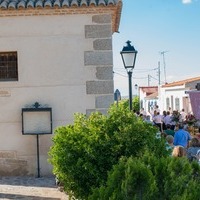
left=162, top=76, right=200, bottom=88
left=0, top=0, right=122, bottom=33
left=0, top=0, right=121, bottom=9
left=144, top=92, right=158, bottom=100
left=140, top=86, right=158, bottom=93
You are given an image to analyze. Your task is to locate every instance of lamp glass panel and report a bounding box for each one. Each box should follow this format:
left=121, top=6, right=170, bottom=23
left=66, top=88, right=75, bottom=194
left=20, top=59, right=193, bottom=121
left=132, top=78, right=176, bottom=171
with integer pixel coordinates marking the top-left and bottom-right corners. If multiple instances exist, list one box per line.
left=23, top=111, right=51, bottom=134
left=122, top=52, right=136, bottom=68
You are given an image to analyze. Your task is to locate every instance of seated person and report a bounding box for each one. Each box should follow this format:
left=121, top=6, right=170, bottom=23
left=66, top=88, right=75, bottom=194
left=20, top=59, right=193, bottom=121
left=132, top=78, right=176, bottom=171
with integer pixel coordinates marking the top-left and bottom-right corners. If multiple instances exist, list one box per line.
left=166, top=135, right=174, bottom=152
left=164, top=124, right=175, bottom=137
left=187, top=138, right=200, bottom=162
left=195, top=127, right=200, bottom=139
left=172, top=145, right=186, bottom=157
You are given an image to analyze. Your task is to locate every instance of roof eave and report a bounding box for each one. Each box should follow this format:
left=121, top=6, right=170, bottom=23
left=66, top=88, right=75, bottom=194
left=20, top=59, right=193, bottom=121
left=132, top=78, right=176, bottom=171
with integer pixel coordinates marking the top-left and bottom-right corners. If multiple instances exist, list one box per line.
left=113, top=0, right=122, bottom=33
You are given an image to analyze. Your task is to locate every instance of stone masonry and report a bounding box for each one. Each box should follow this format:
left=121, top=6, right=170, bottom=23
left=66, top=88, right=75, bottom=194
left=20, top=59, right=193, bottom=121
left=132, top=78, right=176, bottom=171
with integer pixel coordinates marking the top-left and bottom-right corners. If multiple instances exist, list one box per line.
left=85, top=14, right=114, bottom=114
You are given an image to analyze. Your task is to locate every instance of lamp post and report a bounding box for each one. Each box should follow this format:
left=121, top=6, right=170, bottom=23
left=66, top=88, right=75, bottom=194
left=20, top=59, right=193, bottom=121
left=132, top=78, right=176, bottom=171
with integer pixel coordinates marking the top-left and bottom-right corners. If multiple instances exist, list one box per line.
left=120, top=40, right=137, bottom=110
left=135, top=84, right=138, bottom=96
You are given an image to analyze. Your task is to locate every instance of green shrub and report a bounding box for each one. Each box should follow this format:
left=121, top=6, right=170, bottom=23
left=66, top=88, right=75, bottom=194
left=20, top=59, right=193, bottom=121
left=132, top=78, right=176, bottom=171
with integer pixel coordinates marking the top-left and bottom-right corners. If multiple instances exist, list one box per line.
left=89, top=153, right=200, bottom=200
left=89, top=156, right=157, bottom=200
left=49, top=104, right=168, bottom=199
left=115, top=96, right=140, bottom=112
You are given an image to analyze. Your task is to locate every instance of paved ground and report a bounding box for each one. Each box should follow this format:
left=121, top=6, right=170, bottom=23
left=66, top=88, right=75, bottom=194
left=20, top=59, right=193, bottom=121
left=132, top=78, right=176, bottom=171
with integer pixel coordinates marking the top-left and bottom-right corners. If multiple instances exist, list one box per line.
left=0, top=176, right=69, bottom=200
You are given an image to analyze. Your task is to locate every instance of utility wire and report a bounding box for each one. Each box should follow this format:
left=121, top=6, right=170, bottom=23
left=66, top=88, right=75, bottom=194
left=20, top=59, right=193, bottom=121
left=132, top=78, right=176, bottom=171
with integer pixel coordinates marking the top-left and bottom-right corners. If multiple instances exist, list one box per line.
left=114, top=67, right=157, bottom=72
left=113, top=71, right=127, bottom=77
left=149, top=74, right=165, bottom=84
left=113, top=71, right=147, bottom=79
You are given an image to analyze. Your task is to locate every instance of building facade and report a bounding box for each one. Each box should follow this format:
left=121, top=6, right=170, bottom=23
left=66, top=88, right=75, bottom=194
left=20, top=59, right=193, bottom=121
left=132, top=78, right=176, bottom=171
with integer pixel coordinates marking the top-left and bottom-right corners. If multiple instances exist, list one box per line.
left=0, top=0, right=122, bottom=176
left=138, top=77, right=200, bottom=115
left=139, top=86, right=158, bottom=113
left=159, top=76, right=200, bottom=113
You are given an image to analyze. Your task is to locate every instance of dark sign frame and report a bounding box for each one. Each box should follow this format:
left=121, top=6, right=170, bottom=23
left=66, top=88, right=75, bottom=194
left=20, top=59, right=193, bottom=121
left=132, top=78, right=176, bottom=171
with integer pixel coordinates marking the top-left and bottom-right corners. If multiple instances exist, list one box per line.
left=22, top=107, right=52, bottom=135
left=21, top=103, right=52, bottom=178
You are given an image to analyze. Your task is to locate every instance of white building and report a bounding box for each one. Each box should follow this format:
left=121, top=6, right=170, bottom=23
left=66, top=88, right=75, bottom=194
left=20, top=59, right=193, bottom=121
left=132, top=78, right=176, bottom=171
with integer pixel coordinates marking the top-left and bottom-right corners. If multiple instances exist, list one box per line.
left=138, top=76, right=200, bottom=115
left=0, top=0, right=122, bottom=176
left=159, top=76, right=200, bottom=113
left=139, top=86, right=158, bottom=113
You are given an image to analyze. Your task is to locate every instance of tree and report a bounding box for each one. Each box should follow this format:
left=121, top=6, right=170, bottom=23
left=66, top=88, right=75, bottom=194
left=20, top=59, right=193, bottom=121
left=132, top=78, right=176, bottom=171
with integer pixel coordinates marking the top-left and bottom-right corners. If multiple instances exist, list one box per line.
left=116, top=96, right=140, bottom=112
left=49, top=103, right=168, bottom=199
left=89, top=156, right=157, bottom=200
left=89, top=154, right=200, bottom=200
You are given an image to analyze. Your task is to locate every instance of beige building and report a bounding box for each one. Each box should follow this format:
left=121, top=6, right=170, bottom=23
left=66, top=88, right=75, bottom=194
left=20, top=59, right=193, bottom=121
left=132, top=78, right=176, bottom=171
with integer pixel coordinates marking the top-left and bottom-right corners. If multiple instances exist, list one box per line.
left=0, top=0, right=122, bottom=176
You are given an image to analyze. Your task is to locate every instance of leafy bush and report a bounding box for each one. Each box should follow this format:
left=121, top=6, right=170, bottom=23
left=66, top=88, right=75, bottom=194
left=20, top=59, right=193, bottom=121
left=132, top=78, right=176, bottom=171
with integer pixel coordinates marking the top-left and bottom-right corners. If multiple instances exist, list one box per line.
left=89, top=153, right=200, bottom=200
left=49, top=104, right=168, bottom=199
left=115, top=96, right=140, bottom=112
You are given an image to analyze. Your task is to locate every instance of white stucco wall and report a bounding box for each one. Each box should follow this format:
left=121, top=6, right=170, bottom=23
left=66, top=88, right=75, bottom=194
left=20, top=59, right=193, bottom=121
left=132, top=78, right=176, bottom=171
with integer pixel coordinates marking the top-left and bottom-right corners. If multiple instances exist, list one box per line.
left=159, top=85, right=191, bottom=112
left=0, top=14, right=110, bottom=176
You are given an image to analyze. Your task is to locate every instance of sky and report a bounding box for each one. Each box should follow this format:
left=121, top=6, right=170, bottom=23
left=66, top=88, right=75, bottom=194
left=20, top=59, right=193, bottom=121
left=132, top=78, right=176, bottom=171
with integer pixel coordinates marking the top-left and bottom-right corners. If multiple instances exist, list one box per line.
left=113, top=0, right=200, bottom=97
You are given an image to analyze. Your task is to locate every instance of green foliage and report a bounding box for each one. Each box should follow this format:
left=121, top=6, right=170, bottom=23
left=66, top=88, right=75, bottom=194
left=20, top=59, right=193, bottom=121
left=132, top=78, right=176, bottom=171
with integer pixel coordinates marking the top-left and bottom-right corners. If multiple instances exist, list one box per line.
left=49, top=104, right=168, bottom=199
left=89, top=156, right=157, bottom=200
left=116, top=96, right=140, bottom=112
left=89, top=153, right=200, bottom=200
left=133, top=96, right=140, bottom=112
left=49, top=112, right=109, bottom=198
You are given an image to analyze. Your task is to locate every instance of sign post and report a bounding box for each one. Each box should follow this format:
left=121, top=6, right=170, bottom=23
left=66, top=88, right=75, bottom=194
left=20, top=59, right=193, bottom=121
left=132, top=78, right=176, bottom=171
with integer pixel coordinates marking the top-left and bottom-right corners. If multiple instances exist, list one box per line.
left=22, top=102, right=52, bottom=178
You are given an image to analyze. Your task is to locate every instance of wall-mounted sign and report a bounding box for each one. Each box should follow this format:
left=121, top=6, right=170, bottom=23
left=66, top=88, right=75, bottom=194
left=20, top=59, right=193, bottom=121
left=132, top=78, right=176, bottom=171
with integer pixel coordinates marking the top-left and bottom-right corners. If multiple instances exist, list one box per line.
left=21, top=102, right=52, bottom=177
left=22, top=103, right=52, bottom=135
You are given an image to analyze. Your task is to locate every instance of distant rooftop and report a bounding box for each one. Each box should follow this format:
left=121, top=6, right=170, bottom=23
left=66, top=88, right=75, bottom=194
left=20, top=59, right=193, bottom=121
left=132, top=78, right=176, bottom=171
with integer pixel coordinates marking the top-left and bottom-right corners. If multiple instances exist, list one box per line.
left=162, top=76, right=200, bottom=88
left=139, top=86, right=158, bottom=93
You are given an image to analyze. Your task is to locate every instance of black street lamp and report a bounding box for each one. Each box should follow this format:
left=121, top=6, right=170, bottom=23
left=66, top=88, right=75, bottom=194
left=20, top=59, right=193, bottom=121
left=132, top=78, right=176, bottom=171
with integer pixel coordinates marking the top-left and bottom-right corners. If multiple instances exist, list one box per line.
left=120, top=40, right=138, bottom=110
left=135, top=84, right=138, bottom=96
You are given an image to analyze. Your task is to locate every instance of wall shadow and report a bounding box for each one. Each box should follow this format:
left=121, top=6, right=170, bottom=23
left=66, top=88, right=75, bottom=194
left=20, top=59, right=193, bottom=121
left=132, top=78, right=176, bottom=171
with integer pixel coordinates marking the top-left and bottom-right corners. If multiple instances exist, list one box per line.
left=0, top=176, right=57, bottom=188
left=0, top=193, right=61, bottom=199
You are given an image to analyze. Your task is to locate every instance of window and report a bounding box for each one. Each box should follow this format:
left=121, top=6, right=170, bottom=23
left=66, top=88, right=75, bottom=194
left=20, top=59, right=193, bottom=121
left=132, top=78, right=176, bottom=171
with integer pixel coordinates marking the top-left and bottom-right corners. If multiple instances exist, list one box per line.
left=166, top=97, right=170, bottom=110
left=0, top=52, right=18, bottom=81
left=171, top=95, right=174, bottom=111
left=140, top=100, right=143, bottom=110
left=175, top=97, right=180, bottom=111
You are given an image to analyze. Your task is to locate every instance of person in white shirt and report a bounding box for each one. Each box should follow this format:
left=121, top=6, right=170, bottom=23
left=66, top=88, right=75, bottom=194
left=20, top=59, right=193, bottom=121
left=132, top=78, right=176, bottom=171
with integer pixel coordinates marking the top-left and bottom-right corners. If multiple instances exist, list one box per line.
left=140, top=108, right=147, bottom=116
left=180, top=108, right=187, bottom=122
left=153, top=112, right=163, bottom=132
left=163, top=111, right=172, bottom=126
left=154, top=105, right=160, bottom=113
left=162, top=110, right=167, bottom=130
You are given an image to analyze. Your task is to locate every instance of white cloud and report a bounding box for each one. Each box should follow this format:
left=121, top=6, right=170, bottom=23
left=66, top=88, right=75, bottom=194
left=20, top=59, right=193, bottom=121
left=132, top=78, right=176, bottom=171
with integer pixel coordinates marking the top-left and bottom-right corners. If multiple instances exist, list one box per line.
left=182, top=0, right=192, bottom=4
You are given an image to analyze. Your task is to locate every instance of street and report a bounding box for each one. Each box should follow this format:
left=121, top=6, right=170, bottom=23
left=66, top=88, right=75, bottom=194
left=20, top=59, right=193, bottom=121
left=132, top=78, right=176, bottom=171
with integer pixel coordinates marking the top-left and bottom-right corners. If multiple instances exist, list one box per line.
left=0, top=176, right=68, bottom=200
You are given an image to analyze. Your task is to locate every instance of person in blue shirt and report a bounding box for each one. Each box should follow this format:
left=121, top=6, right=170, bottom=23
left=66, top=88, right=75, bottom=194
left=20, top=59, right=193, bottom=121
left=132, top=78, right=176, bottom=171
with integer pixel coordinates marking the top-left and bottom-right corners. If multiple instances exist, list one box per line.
left=173, top=123, right=192, bottom=148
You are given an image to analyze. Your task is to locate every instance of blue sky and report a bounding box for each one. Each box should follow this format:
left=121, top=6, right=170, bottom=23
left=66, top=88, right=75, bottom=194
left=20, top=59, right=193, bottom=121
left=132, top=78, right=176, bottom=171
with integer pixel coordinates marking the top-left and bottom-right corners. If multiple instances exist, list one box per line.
left=113, top=0, right=200, bottom=96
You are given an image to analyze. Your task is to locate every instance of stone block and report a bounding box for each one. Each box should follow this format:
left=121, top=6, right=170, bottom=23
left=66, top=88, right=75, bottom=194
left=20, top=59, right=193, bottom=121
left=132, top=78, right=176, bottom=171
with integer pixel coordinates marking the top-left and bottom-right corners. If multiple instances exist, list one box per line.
left=0, top=151, right=16, bottom=158
left=86, top=109, right=96, bottom=116
left=5, top=159, right=27, bottom=166
left=85, top=25, right=112, bottom=38
left=96, top=109, right=108, bottom=115
left=0, top=158, right=28, bottom=176
left=92, top=14, right=112, bottom=24
left=93, top=39, right=112, bottom=50
left=84, top=51, right=113, bottom=66
left=86, top=80, right=113, bottom=94
left=95, top=95, right=114, bottom=108
left=86, top=108, right=108, bottom=116
left=96, top=67, right=113, bottom=80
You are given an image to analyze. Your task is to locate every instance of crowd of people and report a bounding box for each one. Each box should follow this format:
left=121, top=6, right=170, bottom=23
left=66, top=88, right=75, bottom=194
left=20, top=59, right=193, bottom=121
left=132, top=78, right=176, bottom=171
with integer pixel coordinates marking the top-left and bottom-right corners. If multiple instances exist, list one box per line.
left=135, top=106, right=200, bottom=164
